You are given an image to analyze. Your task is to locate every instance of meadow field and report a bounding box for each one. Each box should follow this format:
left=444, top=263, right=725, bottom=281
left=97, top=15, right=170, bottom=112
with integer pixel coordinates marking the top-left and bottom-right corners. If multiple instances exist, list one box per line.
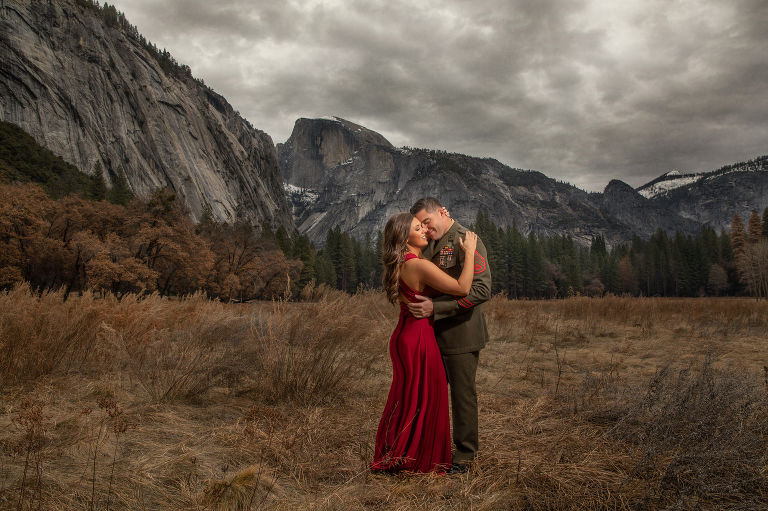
left=1, top=284, right=767, bottom=510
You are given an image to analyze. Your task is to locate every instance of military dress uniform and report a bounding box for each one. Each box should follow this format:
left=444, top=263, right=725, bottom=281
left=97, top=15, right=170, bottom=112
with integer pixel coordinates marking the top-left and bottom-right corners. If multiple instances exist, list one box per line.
left=422, top=220, right=491, bottom=465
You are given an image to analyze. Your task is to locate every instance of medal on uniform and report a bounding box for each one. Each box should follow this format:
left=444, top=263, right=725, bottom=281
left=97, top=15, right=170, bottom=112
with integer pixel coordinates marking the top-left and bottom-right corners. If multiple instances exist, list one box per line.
left=439, top=245, right=454, bottom=268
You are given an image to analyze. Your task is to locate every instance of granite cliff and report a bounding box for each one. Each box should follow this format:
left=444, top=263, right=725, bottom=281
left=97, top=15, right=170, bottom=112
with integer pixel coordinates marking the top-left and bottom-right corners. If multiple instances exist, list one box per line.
left=279, top=117, right=700, bottom=246
left=0, top=0, right=292, bottom=228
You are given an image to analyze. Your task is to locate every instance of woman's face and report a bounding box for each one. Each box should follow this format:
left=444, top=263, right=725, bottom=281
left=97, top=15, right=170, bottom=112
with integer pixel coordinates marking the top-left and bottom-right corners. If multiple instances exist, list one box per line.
left=407, top=217, right=428, bottom=249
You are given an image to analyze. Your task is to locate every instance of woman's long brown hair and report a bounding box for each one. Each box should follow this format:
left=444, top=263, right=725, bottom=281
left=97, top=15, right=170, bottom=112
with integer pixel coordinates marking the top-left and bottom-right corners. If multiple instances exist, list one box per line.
left=382, top=212, right=414, bottom=304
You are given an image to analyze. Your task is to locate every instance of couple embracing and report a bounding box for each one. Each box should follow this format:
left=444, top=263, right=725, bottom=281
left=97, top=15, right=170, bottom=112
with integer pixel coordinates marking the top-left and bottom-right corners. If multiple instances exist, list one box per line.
left=371, top=197, right=491, bottom=475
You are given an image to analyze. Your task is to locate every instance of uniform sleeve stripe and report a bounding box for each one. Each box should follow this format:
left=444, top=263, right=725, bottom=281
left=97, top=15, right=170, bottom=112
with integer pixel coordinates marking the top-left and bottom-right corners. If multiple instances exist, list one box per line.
left=473, top=250, right=486, bottom=273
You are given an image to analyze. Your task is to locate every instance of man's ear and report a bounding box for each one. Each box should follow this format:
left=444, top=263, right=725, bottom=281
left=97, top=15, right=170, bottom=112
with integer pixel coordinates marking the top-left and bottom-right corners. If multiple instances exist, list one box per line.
left=439, top=207, right=450, bottom=218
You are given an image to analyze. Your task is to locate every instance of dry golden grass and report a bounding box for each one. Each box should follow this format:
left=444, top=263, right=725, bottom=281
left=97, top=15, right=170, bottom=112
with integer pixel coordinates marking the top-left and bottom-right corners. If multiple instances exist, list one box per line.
left=1, top=286, right=768, bottom=510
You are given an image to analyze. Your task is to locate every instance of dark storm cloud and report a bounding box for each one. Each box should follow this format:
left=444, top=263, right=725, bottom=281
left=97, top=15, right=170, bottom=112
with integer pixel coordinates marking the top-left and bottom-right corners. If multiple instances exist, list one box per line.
left=115, top=0, right=768, bottom=191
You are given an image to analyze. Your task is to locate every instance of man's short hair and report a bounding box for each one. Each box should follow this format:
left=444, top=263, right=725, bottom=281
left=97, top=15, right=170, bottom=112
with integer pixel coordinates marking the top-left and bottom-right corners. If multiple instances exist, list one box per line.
left=410, top=197, right=443, bottom=215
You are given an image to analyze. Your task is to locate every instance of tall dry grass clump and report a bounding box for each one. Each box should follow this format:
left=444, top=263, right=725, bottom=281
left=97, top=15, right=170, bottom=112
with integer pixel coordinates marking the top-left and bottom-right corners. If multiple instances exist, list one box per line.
left=0, top=283, right=247, bottom=402
left=0, top=283, right=386, bottom=404
left=0, top=283, right=109, bottom=383
left=243, top=290, right=388, bottom=405
left=104, top=290, right=250, bottom=403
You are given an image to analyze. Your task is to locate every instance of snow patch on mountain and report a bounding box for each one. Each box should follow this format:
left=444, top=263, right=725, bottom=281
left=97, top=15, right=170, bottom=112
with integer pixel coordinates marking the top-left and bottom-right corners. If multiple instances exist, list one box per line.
left=638, top=158, right=768, bottom=199
left=284, top=183, right=319, bottom=205
left=637, top=175, right=702, bottom=198
left=704, top=162, right=768, bottom=181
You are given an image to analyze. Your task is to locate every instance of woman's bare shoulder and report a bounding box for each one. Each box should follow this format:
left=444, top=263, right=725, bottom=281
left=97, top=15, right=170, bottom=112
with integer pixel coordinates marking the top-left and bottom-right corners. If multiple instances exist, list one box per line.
left=403, top=257, right=432, bottom=267
left=404, top=257, right=442, bottom=274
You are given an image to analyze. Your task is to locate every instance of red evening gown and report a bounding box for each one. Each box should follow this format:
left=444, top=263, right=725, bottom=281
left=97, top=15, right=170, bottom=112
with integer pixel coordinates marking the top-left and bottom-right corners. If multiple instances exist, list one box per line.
left=371, top=253, right=451, bottom=473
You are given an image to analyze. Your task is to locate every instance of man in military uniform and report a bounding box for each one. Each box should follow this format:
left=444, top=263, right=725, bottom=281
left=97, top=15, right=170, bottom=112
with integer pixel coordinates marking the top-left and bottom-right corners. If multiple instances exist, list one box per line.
left=408, top=197, right=491, bottom=473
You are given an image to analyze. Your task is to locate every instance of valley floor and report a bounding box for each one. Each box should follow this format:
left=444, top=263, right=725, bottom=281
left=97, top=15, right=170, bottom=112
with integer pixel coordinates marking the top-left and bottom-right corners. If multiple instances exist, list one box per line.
left=1, top=287, right=767, bottom=510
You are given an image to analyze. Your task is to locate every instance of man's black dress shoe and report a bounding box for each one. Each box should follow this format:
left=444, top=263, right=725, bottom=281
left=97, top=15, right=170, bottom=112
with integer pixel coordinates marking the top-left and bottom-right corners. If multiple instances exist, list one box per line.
left=446, top=463, right=469, bottom=474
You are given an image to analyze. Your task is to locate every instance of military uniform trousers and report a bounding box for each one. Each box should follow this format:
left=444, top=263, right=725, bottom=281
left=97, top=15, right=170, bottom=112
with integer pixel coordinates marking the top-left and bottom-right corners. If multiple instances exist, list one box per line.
left=442, top=351, right=479, bottom=465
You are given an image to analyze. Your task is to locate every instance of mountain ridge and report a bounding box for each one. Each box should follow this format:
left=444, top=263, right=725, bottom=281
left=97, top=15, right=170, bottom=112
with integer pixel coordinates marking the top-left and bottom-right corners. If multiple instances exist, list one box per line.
left=278, top=117, right=703, bottom=246
left=280, top=116, right=767, bottom=246
left=637, top=156, right=768, bottom=199
left=635, top=155, right=768, bottom=231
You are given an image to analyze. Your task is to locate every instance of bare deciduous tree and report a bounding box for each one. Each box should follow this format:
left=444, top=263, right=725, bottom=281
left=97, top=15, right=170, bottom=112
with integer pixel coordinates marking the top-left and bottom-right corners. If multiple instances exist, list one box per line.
left=737, top=240, right=768, bottom=298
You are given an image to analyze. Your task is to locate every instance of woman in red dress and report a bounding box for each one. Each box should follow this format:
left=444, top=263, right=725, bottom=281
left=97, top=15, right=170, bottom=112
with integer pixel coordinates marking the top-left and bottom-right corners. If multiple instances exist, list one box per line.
left=371, top=212, right=477, bottom=474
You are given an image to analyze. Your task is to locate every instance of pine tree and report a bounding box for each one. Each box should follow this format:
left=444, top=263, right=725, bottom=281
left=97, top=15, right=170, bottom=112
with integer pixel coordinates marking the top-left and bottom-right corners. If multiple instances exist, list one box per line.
left=731, top=213, right=747, bottom=258
left=589, top=235, right=608, bottom=283
left=324, top=228, right=342, bottom=288
left=275, top=226, right=291, bottom=255
left=472, top=210, right=504, bottom=293
left=631, top=236, right=650, bottom=295
left=340, top=233, right=357, bottom=292
left=719, top=229, right=733, bottom=264
left=492, top=226, right=508, bottom=294
left=88, top=162, right=107, bottom=200
left=523, top=232, right=546, bottom=298
left=357, top=232, right=378, bottom=288
left=673, top=233, right=700, bottom=296
left=700, top=226, right=719, bottom=266
left=600, top=252, right=620, bottom=294
left=564, top=237, right=582, bottom=293
left=323, top=228, right=357, bottom=293
left=291, top=233, right=316, bottom=294
left=107, top=172, right=133, bottom=206
left=504, top=225, right=524, bottom=298
left=648, top=229, right=672, bottom=296
left=314, top=250, right=336, bottom=287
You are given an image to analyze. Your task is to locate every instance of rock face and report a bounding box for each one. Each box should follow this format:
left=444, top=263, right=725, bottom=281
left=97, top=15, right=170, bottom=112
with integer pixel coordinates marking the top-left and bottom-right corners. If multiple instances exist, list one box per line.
left=637, top=157, right=768, bottom=231
left=601, top=179, right=701, bottom=237
left=279, top=117, right=700, bottom=246
left=0, top=0, right=292, bottom=228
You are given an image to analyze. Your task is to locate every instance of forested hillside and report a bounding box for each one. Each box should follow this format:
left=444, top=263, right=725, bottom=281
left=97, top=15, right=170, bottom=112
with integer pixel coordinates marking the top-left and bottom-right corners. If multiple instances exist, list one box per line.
left=0, top=121, right=130, bottom=203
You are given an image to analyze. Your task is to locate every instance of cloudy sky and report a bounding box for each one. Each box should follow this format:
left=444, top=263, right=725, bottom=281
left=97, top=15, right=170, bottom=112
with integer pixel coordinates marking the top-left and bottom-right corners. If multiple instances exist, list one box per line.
left=114, top=0, right=767, bottom=191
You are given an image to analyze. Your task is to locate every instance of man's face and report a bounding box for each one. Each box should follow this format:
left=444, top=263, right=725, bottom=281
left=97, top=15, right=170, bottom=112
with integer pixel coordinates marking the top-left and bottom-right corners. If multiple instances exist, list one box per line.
left=413, top=207, right=450, bottom=241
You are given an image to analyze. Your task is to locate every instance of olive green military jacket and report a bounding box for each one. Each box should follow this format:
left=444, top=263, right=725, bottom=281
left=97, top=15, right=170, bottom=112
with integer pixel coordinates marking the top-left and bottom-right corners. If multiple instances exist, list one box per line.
left=422, top=221, right=491, bottom=355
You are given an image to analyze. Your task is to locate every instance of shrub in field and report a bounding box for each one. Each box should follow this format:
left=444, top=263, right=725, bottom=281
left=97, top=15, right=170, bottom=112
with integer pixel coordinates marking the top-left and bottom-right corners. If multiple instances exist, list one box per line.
left=105, top=292, right=250, bottom=403
left=574, top=358, right=768, bottom=509
left=244, top=292, right=383, bottom=406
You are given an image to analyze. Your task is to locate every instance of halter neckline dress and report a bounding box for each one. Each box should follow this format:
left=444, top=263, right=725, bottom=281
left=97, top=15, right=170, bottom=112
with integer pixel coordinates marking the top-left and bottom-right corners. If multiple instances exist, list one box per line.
left=371, top=252, right=451, bottom=473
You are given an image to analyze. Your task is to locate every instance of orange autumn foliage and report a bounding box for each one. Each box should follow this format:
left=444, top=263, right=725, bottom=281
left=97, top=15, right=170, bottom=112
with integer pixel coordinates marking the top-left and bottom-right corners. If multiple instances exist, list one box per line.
left=0, top=183, right=299, bottom=300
